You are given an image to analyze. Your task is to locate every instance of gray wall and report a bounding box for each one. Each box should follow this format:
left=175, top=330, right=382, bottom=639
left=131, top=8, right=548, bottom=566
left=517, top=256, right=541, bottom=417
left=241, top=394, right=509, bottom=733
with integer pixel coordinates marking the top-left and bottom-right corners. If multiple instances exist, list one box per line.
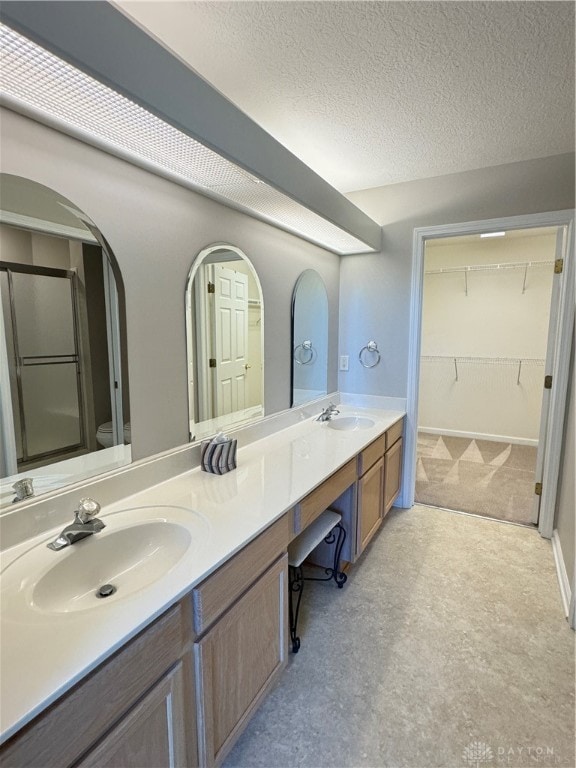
left=340, top=153, right=575, bottom=574
left=340, top=153, right=575, bottom=398
left=0, top=107, right=341, bottom=460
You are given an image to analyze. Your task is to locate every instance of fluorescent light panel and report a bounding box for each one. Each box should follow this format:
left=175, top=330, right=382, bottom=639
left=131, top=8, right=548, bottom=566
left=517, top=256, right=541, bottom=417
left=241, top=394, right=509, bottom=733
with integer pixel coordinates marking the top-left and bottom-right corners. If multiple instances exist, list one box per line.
left=0, top=23, right=372, bottom=254
left=480, top=231, right=506, bottom=238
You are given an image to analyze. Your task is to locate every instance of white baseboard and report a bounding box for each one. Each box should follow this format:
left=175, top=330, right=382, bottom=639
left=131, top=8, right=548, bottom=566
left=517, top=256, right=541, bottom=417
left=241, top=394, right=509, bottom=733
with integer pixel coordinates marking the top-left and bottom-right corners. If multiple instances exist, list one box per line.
left=418, top=427, right=538, bottom=447
left=551, top=529, right=571, bottom=617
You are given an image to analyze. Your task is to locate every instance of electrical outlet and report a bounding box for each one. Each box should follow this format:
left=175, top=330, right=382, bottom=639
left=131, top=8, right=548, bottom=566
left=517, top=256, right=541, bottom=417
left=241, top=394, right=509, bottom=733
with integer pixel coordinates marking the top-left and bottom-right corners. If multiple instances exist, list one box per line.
left=339, top=355, right=349, bottom=371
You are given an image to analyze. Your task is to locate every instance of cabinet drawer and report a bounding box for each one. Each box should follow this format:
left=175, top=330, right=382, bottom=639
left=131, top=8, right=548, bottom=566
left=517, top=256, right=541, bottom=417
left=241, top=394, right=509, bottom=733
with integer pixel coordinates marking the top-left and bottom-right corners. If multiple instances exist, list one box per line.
left=385, top=418, right=404, bottom=450
left=296, top=459, right=356, bottom=533
left=0, top=605, right=187, bottom=768
left=358, top=435, right=385, bottom=475
left=192, top=515, right=289, bottom=635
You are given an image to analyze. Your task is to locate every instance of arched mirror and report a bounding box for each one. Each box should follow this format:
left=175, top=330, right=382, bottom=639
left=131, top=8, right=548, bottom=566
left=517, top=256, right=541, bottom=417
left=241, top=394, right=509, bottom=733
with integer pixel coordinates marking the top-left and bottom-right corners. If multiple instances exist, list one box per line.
left=0, top=175, right=130, bottom=508
left=291, top=269, right=328, bottom=407
left=186, top=244, right=264, bottom=441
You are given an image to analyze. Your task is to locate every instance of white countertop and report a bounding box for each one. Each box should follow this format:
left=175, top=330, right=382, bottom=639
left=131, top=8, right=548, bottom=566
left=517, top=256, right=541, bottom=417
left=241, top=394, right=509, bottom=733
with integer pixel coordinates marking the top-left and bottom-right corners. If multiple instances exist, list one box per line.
left=0, top=406, right=404, bottom=744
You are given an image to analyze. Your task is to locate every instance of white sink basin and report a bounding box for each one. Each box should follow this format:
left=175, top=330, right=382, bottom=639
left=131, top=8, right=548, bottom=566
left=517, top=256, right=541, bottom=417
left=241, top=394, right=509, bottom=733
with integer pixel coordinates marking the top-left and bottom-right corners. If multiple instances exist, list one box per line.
left=328, top=416, right=375, bottom=431
left=1, top=506, right=208, bottom=615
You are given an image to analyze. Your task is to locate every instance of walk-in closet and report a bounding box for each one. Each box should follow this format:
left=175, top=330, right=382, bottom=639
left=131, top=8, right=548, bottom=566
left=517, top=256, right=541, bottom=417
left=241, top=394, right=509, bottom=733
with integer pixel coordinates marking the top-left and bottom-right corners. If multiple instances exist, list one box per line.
left=416, top=227, right=559, bottom=524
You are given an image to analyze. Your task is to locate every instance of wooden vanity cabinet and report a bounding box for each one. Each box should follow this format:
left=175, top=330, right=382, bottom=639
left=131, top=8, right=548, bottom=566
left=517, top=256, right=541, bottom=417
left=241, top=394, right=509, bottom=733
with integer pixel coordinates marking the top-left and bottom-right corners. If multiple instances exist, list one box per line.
left=0, top=517, right=289, bottom=768
left=0, top=603, right=198, bottom=768
left=356, top=434, right=386, bottom=557
left=356, top=419, right=404, bottom=558
left=384, top=435, right=403, bottom=516
left=191, top=516, right=289, bottom=768
left=194, top=555, right=288, bottom=767
left=307, top=418, right=405, bottom=565
left=75, top=663, right=188, bottom=768
left=357, top=455, right=385, bottom=553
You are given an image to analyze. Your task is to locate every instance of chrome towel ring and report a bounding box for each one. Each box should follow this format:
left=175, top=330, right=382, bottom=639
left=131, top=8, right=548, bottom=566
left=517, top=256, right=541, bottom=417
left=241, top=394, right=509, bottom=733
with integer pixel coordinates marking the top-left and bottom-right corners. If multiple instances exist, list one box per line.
left=294, top=340, right=315, bottom=365
left=359, top=340, right=381, bottom=368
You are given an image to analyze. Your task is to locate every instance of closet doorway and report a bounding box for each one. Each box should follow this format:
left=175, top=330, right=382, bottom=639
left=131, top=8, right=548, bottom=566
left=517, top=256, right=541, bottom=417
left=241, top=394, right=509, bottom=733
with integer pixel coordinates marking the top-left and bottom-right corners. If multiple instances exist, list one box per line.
left=415, top=227, right=558, bottom=525
left=405, top=210, right=574, bottom=538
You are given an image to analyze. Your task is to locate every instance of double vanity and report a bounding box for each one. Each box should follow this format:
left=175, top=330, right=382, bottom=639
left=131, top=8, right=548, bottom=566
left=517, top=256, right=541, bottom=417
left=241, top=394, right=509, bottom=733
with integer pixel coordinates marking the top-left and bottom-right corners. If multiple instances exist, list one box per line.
left=0, top=404, right=404, bottom=768
left=0, top=175, right=404, bottom=767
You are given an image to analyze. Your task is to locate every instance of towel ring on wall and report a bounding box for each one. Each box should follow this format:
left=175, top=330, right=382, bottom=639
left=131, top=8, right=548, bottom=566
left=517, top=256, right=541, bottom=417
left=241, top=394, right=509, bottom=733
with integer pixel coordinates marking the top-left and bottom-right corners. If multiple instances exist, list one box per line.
left=359, top=340, right=381, bottom=368
left=294, top=340, right=315, bottom=365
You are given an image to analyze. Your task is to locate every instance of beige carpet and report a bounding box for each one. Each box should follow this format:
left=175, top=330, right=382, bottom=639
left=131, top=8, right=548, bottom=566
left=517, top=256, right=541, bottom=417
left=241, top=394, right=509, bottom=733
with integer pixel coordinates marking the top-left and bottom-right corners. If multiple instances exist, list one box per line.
left=223, top=506, right=574, bottom=768
left=416, top=433, right=537, bottom=525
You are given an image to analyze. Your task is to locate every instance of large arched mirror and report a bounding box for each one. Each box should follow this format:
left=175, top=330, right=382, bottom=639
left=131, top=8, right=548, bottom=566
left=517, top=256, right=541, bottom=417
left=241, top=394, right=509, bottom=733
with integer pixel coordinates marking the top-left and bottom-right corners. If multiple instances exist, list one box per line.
left=291, top=269, right=328, bottom=407
left=186, top=244, right=264, bottom=441
left=0, top=175, right=130, bottom=508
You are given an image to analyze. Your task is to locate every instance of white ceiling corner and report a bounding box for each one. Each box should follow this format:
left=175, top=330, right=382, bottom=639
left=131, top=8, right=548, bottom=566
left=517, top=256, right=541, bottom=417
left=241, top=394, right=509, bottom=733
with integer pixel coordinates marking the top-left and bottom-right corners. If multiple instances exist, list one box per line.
left=117, top=1, right=575, bottom=194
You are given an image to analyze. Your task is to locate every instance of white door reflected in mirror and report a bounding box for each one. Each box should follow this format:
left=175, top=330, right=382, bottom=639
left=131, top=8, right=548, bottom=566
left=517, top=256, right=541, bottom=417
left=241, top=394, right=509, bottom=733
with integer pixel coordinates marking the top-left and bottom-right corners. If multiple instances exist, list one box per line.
left=186, top=245, right=264, bottom=441
left=213, top=264, right=249, bottom=415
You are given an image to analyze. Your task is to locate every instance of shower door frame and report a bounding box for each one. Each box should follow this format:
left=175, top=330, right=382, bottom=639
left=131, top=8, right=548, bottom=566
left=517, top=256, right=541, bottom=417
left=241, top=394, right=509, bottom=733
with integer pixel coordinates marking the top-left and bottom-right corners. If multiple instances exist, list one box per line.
left=1, top=260, right=86, bottom=466
left=405, top=209, right=574, bottom=540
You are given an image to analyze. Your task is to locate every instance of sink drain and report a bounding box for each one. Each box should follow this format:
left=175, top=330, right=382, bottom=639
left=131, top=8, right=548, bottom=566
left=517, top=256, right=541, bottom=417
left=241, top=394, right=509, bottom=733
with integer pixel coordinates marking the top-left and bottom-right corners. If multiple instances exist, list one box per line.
left=96, top=584, right=117, bottom=599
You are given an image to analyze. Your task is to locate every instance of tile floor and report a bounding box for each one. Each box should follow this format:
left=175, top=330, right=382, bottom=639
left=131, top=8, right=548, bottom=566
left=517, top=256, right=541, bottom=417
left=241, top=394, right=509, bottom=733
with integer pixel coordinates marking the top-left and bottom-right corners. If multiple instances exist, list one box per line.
left=224, top=505, right=574, bottom=768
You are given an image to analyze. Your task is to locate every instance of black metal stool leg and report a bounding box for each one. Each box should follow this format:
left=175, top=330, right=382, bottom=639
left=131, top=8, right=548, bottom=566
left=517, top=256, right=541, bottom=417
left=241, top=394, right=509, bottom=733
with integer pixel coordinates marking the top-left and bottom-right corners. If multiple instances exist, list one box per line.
left=332, top=523, right=348, bottom=588
left=304, top=522, right=348, bottom=588
left=288, top=565, right=303, bottom=653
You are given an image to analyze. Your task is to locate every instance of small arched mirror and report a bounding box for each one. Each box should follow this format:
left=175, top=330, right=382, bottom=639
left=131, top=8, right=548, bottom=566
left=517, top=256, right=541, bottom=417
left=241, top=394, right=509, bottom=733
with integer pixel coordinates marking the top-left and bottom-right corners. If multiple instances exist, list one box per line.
left=291, top=269, right=328, bottom=407
left=0, top=174, right=130, bottom=507
left=186, top=244, right=264, bottom=441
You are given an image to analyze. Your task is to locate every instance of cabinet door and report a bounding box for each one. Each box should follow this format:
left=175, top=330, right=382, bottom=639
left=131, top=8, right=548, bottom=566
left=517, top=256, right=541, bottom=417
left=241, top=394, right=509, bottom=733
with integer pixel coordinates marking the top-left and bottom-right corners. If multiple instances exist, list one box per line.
left=0, top=605, right=191, bottom=768
left=384, top=437, right=403, bottom=516
left=195, top=555, right=288, bottom=767
left=76, top=663, right=187, bottom=768
left=357, top=456, right=384, bottom=556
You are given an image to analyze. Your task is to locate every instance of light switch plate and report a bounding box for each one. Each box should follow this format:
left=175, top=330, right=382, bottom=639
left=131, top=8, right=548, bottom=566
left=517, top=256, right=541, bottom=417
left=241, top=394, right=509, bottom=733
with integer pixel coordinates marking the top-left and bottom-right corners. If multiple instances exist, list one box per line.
left=339, top=355, right=349, bottom=371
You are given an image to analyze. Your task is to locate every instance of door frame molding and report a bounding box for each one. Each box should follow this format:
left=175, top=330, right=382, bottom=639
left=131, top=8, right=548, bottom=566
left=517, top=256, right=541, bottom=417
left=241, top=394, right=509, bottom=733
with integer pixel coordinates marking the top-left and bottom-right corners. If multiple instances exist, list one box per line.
left=405, top=209, right=575, bottom=538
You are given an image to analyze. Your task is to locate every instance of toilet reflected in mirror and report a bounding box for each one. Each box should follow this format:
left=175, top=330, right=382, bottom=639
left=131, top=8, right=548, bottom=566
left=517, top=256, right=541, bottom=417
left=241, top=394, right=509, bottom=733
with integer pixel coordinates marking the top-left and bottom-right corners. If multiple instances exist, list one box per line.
left=291, top=269, right=328, bottom=407
left=186, top=244, right=264, bottom=441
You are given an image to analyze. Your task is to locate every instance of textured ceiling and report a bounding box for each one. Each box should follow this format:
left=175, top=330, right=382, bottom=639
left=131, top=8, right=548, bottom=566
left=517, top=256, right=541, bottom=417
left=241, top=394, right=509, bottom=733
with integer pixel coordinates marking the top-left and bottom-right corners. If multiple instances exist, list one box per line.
left=117, top=1, right=574, bottom=193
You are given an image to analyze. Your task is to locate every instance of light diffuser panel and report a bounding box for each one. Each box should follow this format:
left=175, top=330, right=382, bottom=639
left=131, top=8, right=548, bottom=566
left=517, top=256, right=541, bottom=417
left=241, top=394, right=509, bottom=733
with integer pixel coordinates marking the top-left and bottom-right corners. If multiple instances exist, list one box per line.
left=0, top=23, right=373, bottom=254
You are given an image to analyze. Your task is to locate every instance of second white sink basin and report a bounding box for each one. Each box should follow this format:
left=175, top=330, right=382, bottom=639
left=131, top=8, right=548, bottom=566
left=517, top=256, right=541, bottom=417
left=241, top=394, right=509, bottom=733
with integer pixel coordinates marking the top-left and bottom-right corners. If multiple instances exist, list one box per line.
left=1, top=506, right=208, bottom=616
left=328, top=416, right=375, bottom=431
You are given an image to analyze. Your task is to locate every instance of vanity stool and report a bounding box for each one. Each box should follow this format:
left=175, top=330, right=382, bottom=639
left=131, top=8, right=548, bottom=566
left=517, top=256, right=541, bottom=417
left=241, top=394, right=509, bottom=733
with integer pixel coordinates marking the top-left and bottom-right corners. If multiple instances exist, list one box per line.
left=287, top=509, right=347, bottom=653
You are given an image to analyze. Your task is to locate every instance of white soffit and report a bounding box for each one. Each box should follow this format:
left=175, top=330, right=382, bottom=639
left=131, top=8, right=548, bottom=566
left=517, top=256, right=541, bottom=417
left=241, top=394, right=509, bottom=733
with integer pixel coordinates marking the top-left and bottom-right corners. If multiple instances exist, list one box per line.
left=0, top=10, right=380, bottom=255
left=118, top=1, right=576, bottom=193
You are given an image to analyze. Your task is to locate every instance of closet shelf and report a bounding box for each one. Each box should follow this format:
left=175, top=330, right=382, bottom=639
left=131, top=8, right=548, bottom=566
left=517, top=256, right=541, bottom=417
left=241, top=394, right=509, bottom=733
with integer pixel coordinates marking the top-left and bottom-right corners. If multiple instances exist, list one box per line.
left=425, top=260, right=554, bottom=295
left=424, top=260, right=554, bottom=275
left=421, top=356, right=545, bottom=364
left=420, top=356, right=545, bottom=385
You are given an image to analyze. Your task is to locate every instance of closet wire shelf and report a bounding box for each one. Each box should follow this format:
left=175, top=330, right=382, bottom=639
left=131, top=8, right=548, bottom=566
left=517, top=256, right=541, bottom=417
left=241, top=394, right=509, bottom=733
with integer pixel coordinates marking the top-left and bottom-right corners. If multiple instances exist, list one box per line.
left=425, top=260, right=555, bottom=295
left=420, top=356, right=545, bottom=385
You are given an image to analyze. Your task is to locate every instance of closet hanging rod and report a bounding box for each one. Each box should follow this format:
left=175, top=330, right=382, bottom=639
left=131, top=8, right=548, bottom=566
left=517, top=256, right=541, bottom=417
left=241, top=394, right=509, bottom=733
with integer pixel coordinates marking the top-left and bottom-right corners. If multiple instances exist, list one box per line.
left=420, top=356, right=545, bottom=364
left=424, top=260, right=554, bottom=275
left=420, top=356, right=545, bottom=385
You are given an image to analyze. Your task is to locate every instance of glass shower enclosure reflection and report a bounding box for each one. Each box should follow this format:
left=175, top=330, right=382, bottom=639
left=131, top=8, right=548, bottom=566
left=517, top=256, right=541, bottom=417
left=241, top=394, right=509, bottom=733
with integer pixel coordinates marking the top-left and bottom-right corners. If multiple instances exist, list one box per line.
left=1, top=263, right=84, bottom=469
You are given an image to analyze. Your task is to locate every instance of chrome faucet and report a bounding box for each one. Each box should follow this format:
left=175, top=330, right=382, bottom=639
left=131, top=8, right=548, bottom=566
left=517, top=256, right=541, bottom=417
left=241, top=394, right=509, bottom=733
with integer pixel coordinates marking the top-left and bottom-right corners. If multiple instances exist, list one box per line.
left=316, top=403, right=340, bottom=422
left=47, top=498, right=105, bottom=551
